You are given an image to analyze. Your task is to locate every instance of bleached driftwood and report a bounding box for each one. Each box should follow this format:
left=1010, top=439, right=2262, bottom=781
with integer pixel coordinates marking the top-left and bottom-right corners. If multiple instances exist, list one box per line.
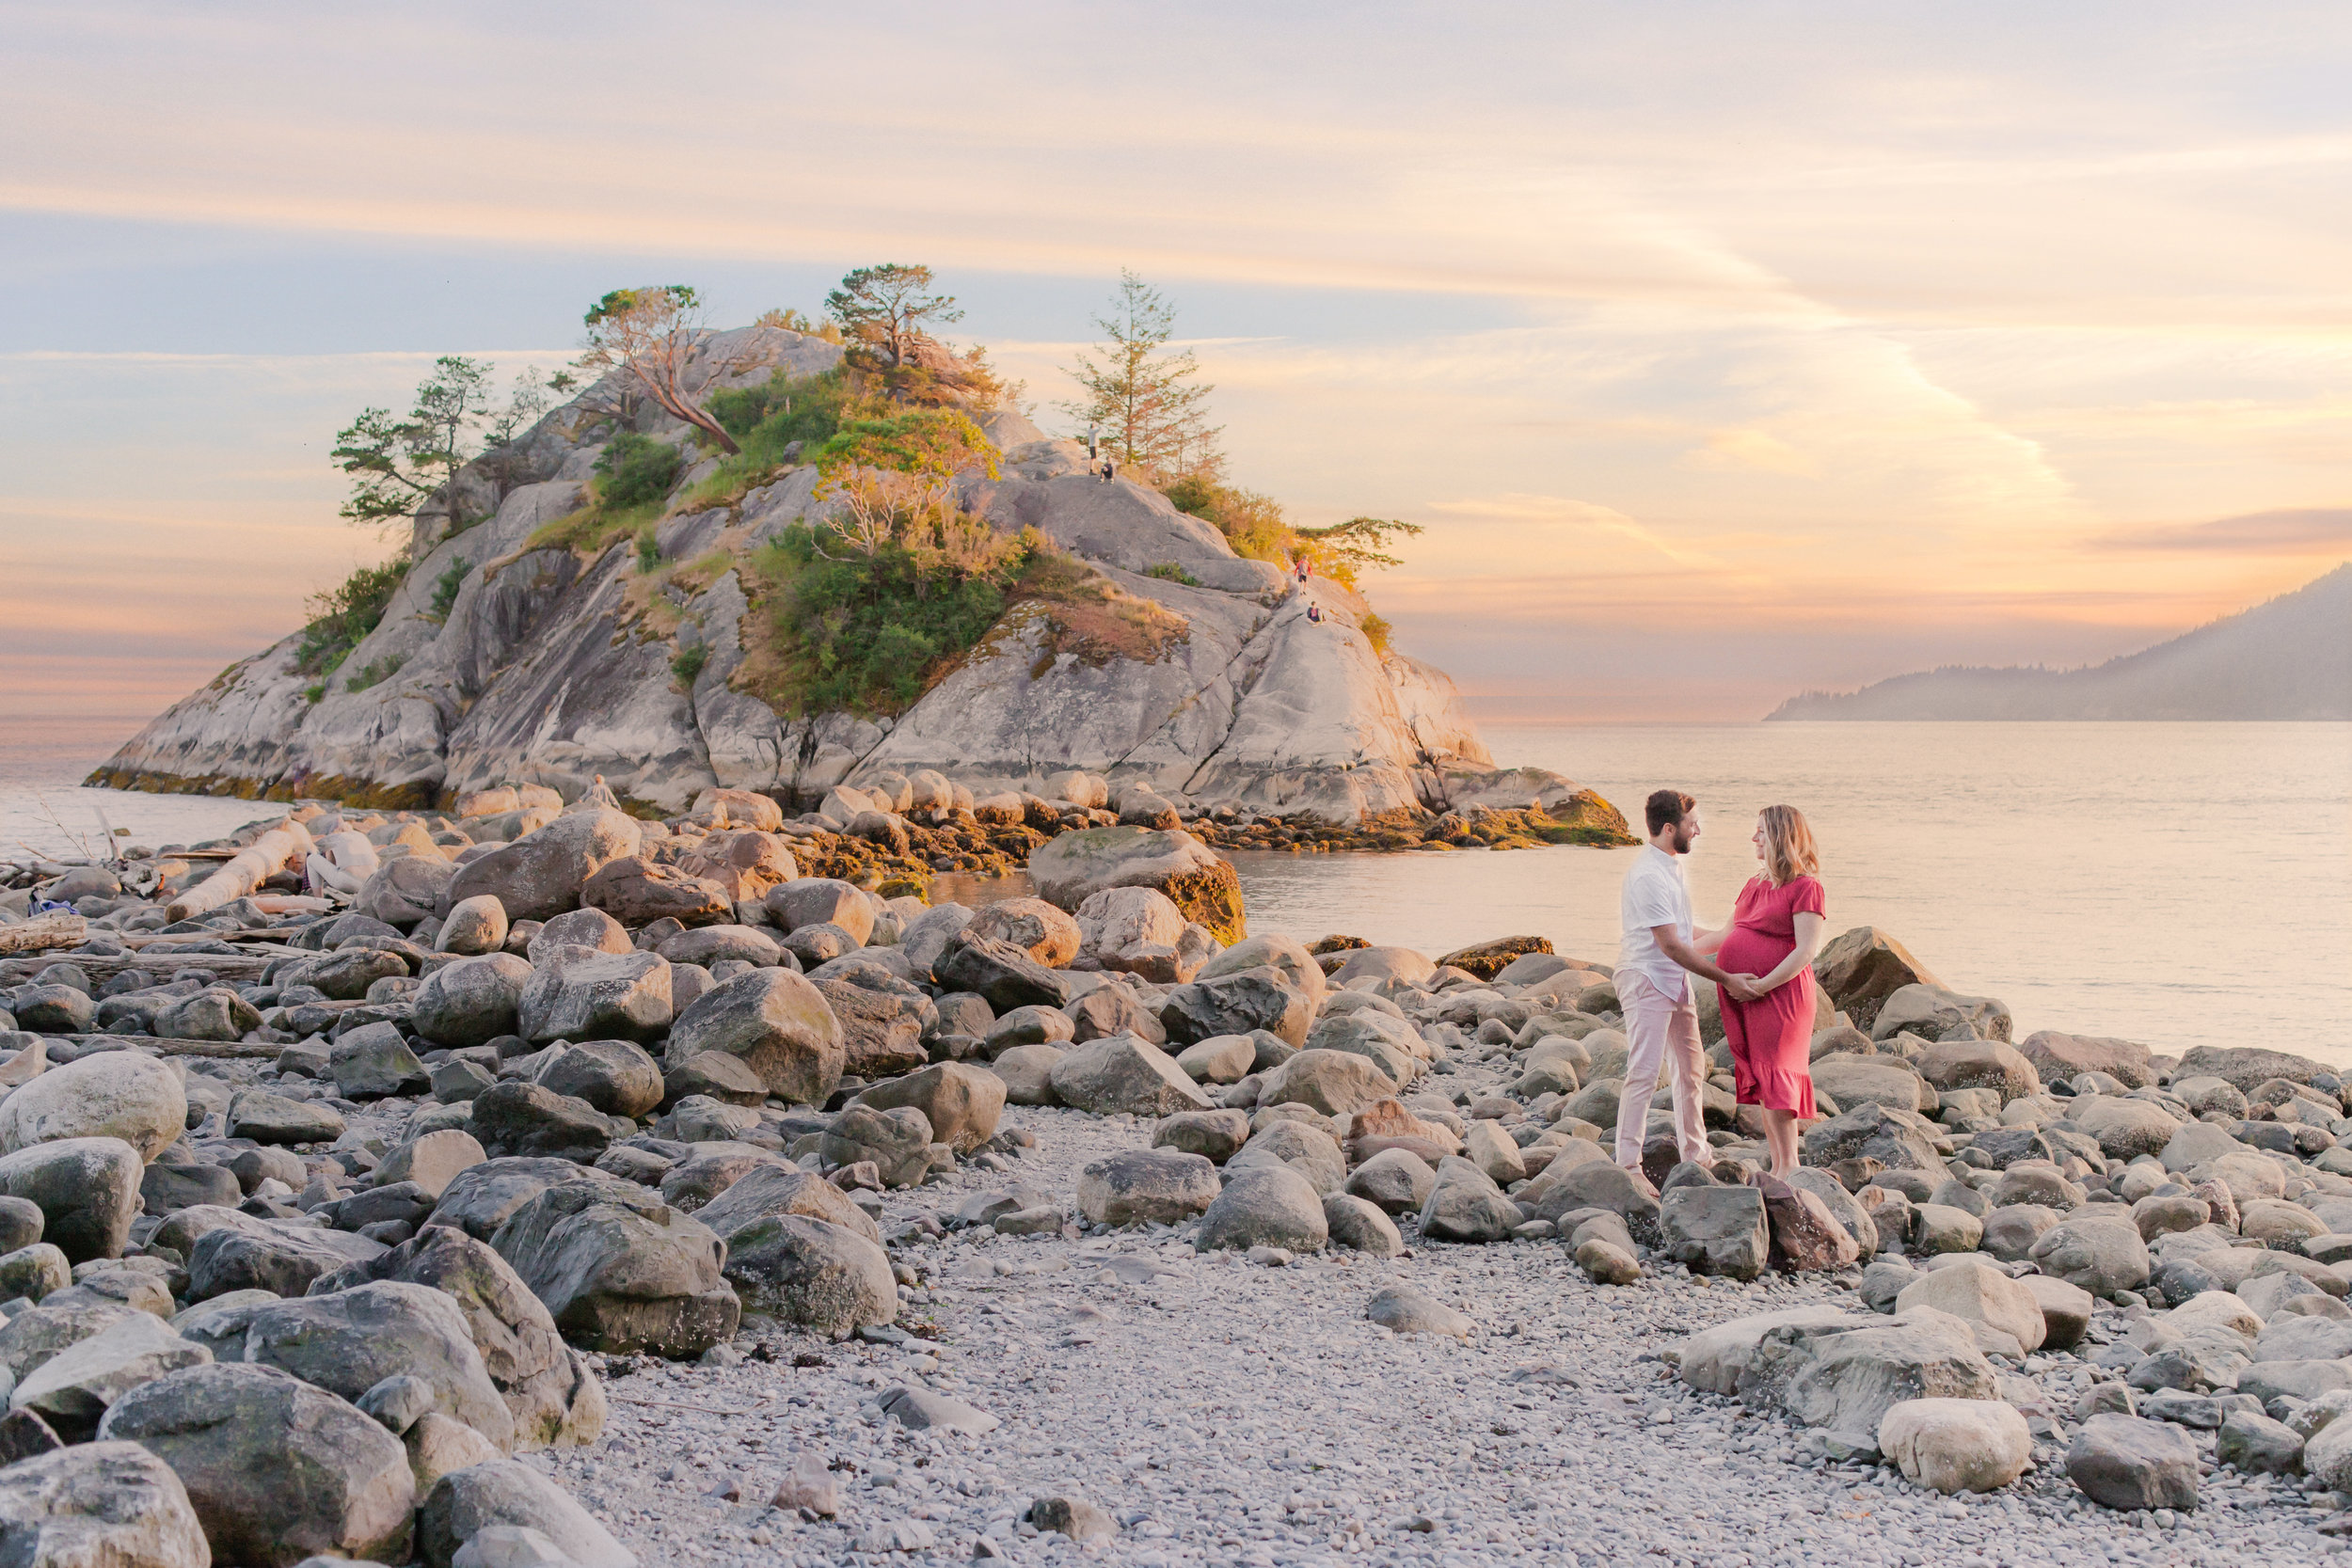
left=164, top=822, right=314, bottom=924
left=0, top=912, right=87, bottom=957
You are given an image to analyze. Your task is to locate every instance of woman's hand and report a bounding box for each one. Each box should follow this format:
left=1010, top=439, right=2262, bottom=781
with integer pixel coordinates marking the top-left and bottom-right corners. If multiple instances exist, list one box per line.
left=1722, top=973, right=1767, bottom=1002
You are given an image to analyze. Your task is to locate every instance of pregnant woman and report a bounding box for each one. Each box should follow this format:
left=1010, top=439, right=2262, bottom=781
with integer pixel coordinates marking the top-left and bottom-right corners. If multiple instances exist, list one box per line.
left=1718, top=804, right=1829, bottom=1177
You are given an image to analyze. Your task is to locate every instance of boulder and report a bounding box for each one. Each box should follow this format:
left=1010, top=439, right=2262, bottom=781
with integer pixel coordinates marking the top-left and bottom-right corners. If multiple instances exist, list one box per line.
left=310, top=1227, right=601, bottom=1452
left=2066, top=1414, right=2198, bottom=1511
left=138, top=1162, right=242, bottom=1217
left=812, top=979, right=928, bottom=1078
left=227, top=1088, right=345, bottom=1145
left=853, top=1064, right=1005, bottom=1155
left=1327, top=946, right=1438, bottom=988
left=1738, top=1307, right=1998, bottom=1457
left=1878, top=1398, right=2031, bottom=1494
left=1812, top=927, right=1940, bottom=1013
left=580, top=857, right=732, bottom=927
left=98, top=1362, right=414, bottom=1566
left=534, top=1040, right=663, bottom=1120
left=656, top=1147, right=785, bottom=1212
left=963, top=898, right=1082, bottom=967
left=1893, top=1261, right=2045, bottom=1354
left=1660, top=1184, right=1770, bottom=1279
left=412, top=955, right=533, bottom=1049
left=1365, top=1284, right=1471, bottom=1338
left=10, top=1312, right=212, bottom=1442
left=1047, top=1036, right=1213, bottom=1117
left=1808, top=1056, right=1932, bottom=1117
left=765, top=879, right=874, bottom=944
left=487, top=1183, right=736, bottom=1359
left=1323, top=1194, right=1406, bottom=1257
left=1781, top=1168, right=1880, bottom=1258
left=528, top=909, right=630, bottom=961
left=1160, top=970, right=1314, bottom=1049
left=179, top=1281, right=516, bottom=1453
left=690, top=1165, right=883, bottom=1247
left=518, top=951, right=671, bottom=1045
left=655, top=925, right=781, bottom=970
left=1231, top=1121, right=1347, bottom=1196
left=1344, top=1148, right=1437, bottom=1215
left=1419, top=1157, right=1520, bottom=1243
left=0, top=1441, right=211, bottom=1568
left=1871, top=984, right=2011, bottom=1044
left=437, top=895, right=511, bottom=957
left=2029, top=1218, right=2151, bottom=1298
left=376, top=1130, right=490, bottom=1201
left=664, top=969, right=845, bottom=1104
left=818, top=1104, right=937, bottom=1189
left=2175, top=1045, right=2329, bottom=1095
left=1194, top=1165, right=1327, bottom=1254
left=2017, top=1031, right=2154, bottom=1090
left=1258, top=1050, right=1395, bottom=1118
left=151, top=989, right=262, bottom=1043
left=418, top=1458, right=636, bottom=1568
left=187, top=1219, right=388, bottom=1300
left=2022, top=1275, right=2095, bottom=1351
left=1800, top=1102, right=1945, bottom=1172
left=932, top=934, right=1073, bottom=1012
left=1027, top=828, right=1245, bottom=943
left=0, top=1053, right=184, bottom=1164
left=329, top=1022, right=431, bottom=1100
left=1756, top=1174, right=1861, bottom=1272
left=1915, top=1038, right=2038, bottom=1102
left=465, top=1083, right=614, bottom=1164
left=445, top=809, right=644, bottom=925
left=1151, top=1108, right=1251, bottom=1164
left=0, top=1137, right=143, bottom=1263
left=988, top=1044, right=1063, bottom=1107
left=357, top=855, right=459, bottom=931
left=2069, top=1096, right=2181, bottom=1161
left=1174, top=1035, right=1256, bottom=1085
left=722, top=1215, right=896, bottom=1340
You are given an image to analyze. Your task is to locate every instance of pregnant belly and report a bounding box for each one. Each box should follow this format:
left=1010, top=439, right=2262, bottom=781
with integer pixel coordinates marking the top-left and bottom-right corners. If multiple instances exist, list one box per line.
left=1719, top=928, right=1795, bottom=979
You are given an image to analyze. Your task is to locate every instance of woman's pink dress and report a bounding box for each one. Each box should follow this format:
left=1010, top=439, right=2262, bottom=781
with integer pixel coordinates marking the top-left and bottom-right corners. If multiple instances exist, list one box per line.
left=1718, top=874, right=1825, bottom=1117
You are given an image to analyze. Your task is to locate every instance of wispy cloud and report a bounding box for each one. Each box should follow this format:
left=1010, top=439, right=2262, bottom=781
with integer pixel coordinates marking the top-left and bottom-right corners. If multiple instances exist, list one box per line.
left=2092, top=508, right=2352, bottom=554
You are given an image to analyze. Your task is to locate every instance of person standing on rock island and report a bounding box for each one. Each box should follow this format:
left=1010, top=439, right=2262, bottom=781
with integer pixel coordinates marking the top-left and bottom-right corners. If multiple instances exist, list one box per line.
left=1715, top=805, right=1827, bottom=1178
left=1615, top=789, right=1751, bottom=1196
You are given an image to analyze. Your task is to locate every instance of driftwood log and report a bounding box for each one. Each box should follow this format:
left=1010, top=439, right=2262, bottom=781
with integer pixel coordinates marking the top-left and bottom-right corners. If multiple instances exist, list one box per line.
left=164, top=823, right=314, bottom=924
left=0, top=913, right=87, bottom=957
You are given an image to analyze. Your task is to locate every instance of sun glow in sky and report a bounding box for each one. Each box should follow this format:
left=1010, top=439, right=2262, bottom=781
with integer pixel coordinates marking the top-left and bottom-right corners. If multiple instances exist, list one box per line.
left=3, top=0, right=2348, bottom=734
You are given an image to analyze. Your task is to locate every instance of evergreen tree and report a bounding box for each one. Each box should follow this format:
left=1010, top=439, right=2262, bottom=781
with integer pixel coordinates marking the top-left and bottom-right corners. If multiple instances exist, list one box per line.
left=1059, top=271, right=1222, bottom=480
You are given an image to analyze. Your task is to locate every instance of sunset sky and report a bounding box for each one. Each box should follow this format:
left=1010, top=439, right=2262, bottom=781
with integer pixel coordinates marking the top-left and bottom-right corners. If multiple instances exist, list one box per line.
left=4, top=1, right=2348, bottom=736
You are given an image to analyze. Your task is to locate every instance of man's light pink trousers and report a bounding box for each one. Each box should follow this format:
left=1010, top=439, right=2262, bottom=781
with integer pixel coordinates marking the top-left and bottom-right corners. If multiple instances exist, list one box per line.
left=1613, top=969, right=1712, bottom=1171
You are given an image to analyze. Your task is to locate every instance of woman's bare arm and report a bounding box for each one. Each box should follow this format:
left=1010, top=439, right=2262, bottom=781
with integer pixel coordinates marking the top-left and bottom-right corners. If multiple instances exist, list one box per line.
left=1753, top=910, right=1827, bottom=992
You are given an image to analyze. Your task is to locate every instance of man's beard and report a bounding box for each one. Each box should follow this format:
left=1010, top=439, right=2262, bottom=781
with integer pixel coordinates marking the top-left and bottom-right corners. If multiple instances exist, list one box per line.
left=1672, top=823, right=1696, bottom=853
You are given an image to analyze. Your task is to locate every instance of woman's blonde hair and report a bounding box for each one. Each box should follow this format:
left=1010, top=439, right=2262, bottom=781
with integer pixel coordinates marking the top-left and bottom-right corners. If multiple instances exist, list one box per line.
left=1757, top=804, right=1820, bottom=886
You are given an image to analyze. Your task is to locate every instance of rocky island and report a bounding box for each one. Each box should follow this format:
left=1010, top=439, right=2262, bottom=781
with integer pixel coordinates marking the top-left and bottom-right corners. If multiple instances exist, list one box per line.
left=0, top=775, right=2347, bottom=1565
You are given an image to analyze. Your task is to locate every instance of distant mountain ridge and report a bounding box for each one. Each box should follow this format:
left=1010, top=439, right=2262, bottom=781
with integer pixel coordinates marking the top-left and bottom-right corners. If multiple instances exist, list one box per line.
left=1767, top=562, right=2352, bottom=721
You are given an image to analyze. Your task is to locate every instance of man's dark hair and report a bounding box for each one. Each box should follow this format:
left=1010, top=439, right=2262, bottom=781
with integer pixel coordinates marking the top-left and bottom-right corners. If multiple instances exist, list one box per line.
left=1645, top=789, right=1696, bottom=836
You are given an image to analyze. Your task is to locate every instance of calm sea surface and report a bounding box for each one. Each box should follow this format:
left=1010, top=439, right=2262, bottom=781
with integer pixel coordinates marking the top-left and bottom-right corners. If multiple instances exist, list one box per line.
left=7, top=717, right=2347, bottom=1063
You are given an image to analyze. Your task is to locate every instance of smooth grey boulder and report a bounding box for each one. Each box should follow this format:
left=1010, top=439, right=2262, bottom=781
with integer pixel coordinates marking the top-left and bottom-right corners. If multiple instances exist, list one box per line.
left=1257, top=1049, right=1394, bottom=1118
left=465, top=1082, right=614, bottom=1164
left=1525, top=1159, right=1663, bottom=1246
left=657, top=924, right=781, bottom=970
left=428, top=1159, right=634, bottom=1242
left=138, top=1161, right=243, bottom=1217
left=329, top=1022, right=430, bottom=1100
left=2068, top=1096, right=2181, bottom=1161
left=1194, top=1164, right=1327, bottom=1254
left=178, top=1280, right=517, bottom=1453
left=1158, top=969, right=1312, bottom=1049
left=1660, top=1184, right=1771, bottom=1279
left=1151, top=1108, right=1251, bottom=1164
left=1076, top=1149, right=1219, bottom=1227
left=1418, top=1157, right=1519, bottom=1244
left=933, top=933, right=1073, bottom=1012
left=1872, top=984, right=2012, bottom=1044
left=0, top=1195, right=43, bottom=1254
left=766, top=879, right=874, bottom=944
left=665, top=969, right=845, bottom=1105
left=877, top=1385, right=999, bottom=1434
left=419, top=1457, right=638, bottom=1568
left=853, top=1063, right=1005, bottom=1155
left=98, top=1361, right=414, bottom=1567
left=1738, top=1307, right=1999, bottom=1457
left=412, top=954, right=533, bottom=1049
left=691, top=1164, right=882, bottom=1247
left=812, top=979, right=928, bottom=1078
left=0, top=1243, right=69, bottom=1304
left=151, top=988, right=262, bottom=1042
left=357, top=855, right=459, bottom=930
left=310, top=1225, right=605, bottom=1451
left=1801, top=1102, right=1945, bottom=1172
left=519, top=951, right=672, bottom=1045
left=1345, top=1147, right=1438, bottom=1215
left=1783, top=1167, right=1881, bottom=1257
left=487, top=1182, right=737, bottom=1358
left=10, top=1311, right=212, bottom=1442
left=818, top=1103, right=937, bottom=1188
left=1323, top=1193, right=1406, bottom=1257
left=0, top=1053, right=185, bottom=1163
left=1366, top=1283, right=1471, bottom=1337
left=445, top=809, right=644, bottom=926
left=375, top=1129, right=489, bottom=1201
left=721, top=1214, right=896, bottom=1340
left=0, top=1137, right=143, bottom=1264
left=0, top=1440, right=212, bottom=1568
left=1048, top=1035, right=1213, bottom=1117
left=2029, top=1217, right=2152, bottom=1298
left=2067, top=1413, right=2199, bottom=1510
left=656, top=1147, right=784, bottom=1212
left=534, top=1039, right=663, bottom=1120
left=437, top=895, right=511, bottom=957
left=1807, top=1056, right=1933, bottom=1117
left=227, top=1088, right=346, bottom=1145
left=1229, top=1121, right=1347, bottom=1196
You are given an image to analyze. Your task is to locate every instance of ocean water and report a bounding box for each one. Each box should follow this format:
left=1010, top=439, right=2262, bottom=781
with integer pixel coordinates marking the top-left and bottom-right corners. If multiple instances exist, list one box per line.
left=8, top=716, right=2347, bottom=1062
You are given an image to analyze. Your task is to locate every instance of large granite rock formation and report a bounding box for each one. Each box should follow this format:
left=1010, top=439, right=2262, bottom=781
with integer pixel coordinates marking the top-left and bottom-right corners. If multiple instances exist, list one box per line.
left=97, top=326, right=1566, bottom=824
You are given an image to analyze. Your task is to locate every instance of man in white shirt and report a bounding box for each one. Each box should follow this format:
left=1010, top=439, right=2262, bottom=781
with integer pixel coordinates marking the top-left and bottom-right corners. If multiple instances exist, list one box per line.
left=1615, top=789, right=1750, bottom=1196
